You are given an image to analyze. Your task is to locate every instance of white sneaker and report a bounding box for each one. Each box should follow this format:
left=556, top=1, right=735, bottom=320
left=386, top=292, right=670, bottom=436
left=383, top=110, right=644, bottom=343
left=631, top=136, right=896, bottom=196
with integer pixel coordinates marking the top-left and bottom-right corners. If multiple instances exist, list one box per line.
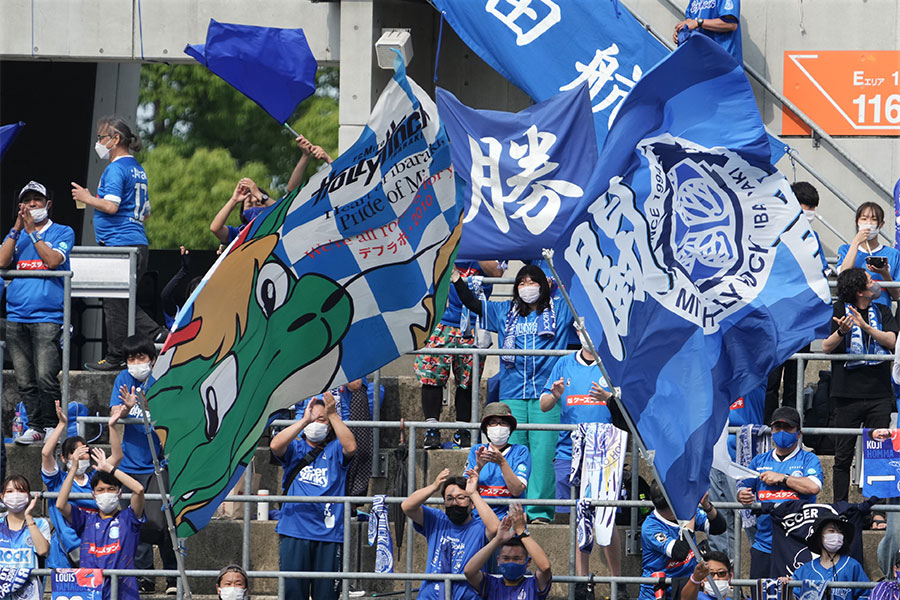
left=15, top=428, right=44, bottom=445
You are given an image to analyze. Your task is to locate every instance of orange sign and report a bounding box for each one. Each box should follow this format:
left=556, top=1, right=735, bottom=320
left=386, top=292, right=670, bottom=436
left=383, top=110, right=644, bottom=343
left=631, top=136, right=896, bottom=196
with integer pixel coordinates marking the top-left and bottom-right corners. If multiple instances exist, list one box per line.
left=782, top=51, right=900, bottom=136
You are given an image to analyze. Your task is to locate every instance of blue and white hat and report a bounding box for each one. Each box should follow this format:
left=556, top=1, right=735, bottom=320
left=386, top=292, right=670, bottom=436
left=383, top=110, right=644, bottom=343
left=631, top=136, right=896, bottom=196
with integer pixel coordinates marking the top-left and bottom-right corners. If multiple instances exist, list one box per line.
left=18, top=180, right=48, bottom=201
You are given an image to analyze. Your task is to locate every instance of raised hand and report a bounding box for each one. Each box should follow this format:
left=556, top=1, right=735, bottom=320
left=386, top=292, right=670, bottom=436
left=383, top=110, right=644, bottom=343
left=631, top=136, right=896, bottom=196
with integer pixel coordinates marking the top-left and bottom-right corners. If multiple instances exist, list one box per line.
left=432, top=467, right=450, bottom=490
left=109, top=404, right=127, bottom=427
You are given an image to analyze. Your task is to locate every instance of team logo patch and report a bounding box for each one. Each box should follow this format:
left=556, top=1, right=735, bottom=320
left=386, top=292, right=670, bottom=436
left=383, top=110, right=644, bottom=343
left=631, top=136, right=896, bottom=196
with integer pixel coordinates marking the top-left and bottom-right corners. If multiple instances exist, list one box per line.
left=791, top=470, right=803, bottom=478
left=655, top=532, right=667, bottom=544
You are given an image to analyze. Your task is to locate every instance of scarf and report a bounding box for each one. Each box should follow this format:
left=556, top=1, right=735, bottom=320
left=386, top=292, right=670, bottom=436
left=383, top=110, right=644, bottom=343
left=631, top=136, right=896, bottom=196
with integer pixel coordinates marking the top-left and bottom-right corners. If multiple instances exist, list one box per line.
left=367, top=495, right=394, bottom=573
left=0, top=567, right=31, bottom=597
left=576, top=498, right=594, bottom=552
left=844, top=303, right=889, bottom=368
left=737, top=424, right=769, bottom=529
left=501, top=300, right=556, bottom=367
left=756, top=579, right=789, bottom=600
left=871, top=580, right=900, bottom=600
left=570, top=423, right=628, bottom=547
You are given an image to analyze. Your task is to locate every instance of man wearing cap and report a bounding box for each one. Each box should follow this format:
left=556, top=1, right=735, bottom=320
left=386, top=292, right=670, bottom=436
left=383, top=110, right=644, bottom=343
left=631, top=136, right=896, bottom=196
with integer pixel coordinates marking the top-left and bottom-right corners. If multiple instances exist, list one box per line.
left=738, top=406, right=823, bottom=584
left=465, top=403, right=531, bottom=518
left=0, top=181, right=75, bottom=445
left=789, top=515, right=868, bottom=600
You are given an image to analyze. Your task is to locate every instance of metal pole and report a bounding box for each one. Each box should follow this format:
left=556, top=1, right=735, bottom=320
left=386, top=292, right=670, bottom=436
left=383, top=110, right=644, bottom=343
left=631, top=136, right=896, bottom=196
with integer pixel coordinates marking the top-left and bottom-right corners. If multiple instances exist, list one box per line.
left=62, top=273, right=71, bottom=417
left=629, top=435, right=639, bottom=555
left=812, top=213, right=850, bottom=245
left=471, top=352, right=481, bottom=443
left=568, top=485, right=576, bottom=600
left=795, top=357, right=806, bottom=428
left=242, top=457, right=253, bottom=571
left=373, top=370, right=382, bottom=476
left=111, top=574, right=119, bottom=600
left=405, top=424, right=416, bottom=600
left=278, top=575, right=285, bottom=600
left=127, top=248, right=137, bottom=336
left=343, top=500, right=351, bottom=600
left=0, top=341, right=4, bottom=441
left=733, top=509, right=743, bottom=581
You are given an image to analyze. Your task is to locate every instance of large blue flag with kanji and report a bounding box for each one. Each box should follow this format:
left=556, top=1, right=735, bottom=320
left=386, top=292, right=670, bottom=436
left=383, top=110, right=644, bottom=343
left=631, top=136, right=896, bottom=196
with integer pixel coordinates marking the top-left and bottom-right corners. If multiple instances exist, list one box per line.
left=553, top=35, right=831, bottom=520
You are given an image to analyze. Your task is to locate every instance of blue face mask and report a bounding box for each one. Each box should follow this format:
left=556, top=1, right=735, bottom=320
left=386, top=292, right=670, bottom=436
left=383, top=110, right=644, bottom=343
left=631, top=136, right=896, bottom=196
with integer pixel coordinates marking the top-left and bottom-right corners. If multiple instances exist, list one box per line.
left=772, top=430, right=799, bottom=449
left=242, top=206, right=266, bottom=223
left=497, top=561, right=528, bottom=581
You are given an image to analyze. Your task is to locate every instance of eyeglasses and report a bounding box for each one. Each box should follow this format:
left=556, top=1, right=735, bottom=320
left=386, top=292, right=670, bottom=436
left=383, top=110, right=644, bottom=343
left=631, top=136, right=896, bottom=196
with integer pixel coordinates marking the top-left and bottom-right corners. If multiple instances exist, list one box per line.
left=96, top=133, right=113, bottom=142
left=445, top=495, right=470, bottom=506
left=709, top=571, right=731, bottom=579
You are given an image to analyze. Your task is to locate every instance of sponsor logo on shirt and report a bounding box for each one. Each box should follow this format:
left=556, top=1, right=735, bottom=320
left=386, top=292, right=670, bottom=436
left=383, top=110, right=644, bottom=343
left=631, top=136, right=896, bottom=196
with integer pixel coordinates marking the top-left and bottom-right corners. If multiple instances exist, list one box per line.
left=514, top=321, right=539, bottom=335
left=88, top=541, right=122, bottom=556
left=0, top=547, right=32, bottom=565
left=566, top=394, right=606, bottom=406
left=666, top=550, right=694, bottom=570
left=16, top=259, right=47, bottom=270
left=478, top=485, right=512, bottom=497
left=730, top=398, right=744, bottom=410
left=689, top=0, right=717, bottom=13
left=758, top=489, right=800, bottom=501
left=298, top=465, right=329, bottom=487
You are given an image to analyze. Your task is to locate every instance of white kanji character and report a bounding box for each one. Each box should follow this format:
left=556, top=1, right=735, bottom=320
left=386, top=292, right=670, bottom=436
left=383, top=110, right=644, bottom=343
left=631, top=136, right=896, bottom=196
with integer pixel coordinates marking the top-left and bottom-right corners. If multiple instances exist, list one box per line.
left=560, top=45, right=643, bottom=127
left=485, top=0, right=561, bottom=46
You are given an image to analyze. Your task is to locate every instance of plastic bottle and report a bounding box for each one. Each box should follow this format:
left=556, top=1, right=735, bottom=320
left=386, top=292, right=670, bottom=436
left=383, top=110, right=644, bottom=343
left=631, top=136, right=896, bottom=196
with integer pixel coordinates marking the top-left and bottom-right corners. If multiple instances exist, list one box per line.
left=12, top=410, right=24, bottom=441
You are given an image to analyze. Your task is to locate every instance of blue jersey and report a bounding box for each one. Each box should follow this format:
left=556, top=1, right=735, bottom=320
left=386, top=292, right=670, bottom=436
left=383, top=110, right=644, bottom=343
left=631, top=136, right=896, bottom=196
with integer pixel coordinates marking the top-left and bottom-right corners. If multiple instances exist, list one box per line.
left=836, top=243, right=900, bottom=306
left=70, top=506, right=144, bottom=600
left=482, top=294, right=574, bottom=400
left=740, top=447, right=823, bottom=553
left=0, top=514, right=51, bottom=600
left=541, top=351, right=612, bottom=461
left=415, top=506, right=486, bottom=600
left=685, top=0, right=742, bottom=64
left=42, top=465, right=98, bottom=568
left=465, top=443, right=531, bottom=517
left=791, top=556, right=868, bottom=600
left=5, top=221, right=74, bottom=323
left=276, top=437, right=350, bottom=542
left=478, top=574, right=550, bottom=600
left=639, top=509, right=710, bottom=600
left=109, top=370, right=164, bottom=474
left=95, top=155, right=149, bottom=246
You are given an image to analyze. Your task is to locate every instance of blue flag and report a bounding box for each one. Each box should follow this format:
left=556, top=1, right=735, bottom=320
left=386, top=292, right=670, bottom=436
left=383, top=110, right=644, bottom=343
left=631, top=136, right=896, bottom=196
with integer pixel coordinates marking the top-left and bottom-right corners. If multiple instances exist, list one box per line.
left=147, top=61, right=463, bottom=536
left=185, top=19, right=317, bottom=124
left=553, top=35, right=832, bottom=520
left=861, top=429, right=900, bottom=498
left=0, top=122, right=25, bottom=159
left=436, top=85, right=597, bottom=259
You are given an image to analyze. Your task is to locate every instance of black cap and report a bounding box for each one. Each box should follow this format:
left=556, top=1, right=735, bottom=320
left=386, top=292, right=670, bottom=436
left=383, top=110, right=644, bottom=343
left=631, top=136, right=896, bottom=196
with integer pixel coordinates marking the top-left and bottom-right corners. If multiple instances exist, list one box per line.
left=769, top=406, right=801, bottom=429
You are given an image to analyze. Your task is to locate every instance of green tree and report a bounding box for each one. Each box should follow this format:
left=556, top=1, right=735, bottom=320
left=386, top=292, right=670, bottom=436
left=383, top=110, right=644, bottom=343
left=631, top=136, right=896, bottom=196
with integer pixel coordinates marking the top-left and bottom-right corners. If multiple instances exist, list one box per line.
left=142, top=144, right=270, bottom=250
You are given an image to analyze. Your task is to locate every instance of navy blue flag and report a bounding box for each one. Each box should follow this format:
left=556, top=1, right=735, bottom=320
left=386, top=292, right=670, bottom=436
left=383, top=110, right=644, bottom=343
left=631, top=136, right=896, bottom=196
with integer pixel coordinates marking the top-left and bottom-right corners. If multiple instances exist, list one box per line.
left=0, top=122, right=25, bottom=159
left=553, top=35, right=832, bottom=520
left=185, top=19, right=317, bottom=124
left=862, top=429, right=900, bottom=498
left=436, top=85, right=597, bottom=259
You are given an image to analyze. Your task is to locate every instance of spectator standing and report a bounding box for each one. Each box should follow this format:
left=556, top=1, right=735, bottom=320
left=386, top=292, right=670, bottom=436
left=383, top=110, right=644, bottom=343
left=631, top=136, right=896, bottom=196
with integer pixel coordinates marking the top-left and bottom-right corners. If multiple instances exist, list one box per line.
left=673, top=0, right=741, bottom=63
left=418, top=260, right=503, bottom=449
left=463, top=503, right=552, bottom=600
left=72, top=115, right=164, bottom=371
left=57, top=446, right=145, bottom=600
left=453, top=264, right=575, bottom=524
left=640, top=482, right=726, bottom=600
left=822, top=268, right=898, bottom=502
left=270, top=392, right=357, bottom=600
left=737, top=406, right=822, bottom=582
left=465, top=402, right=531, bottom=518
left=209, top=178, right=276, bottom=245
left=836, top=203, right=900, bottom=306
left=788, top=516, right=867, bottom=600
left=401, top=468, right=500, bottom=600
left=0, top=181, right=74, bottom=445
left=0, top=475, right=50, bottom=600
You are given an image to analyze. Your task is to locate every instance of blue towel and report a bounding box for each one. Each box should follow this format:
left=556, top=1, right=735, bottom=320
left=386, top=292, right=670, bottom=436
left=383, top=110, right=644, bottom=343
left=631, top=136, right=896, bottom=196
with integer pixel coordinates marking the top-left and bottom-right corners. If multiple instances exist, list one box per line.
left=500, top=301, right=555, bottom=367
left=845, top=302, right=889, bottom=368
left=576, top=498, right=594, bottom=552
left=367, top=495, right=394, bottom=573
left=0, top=567, right=32, bottom=597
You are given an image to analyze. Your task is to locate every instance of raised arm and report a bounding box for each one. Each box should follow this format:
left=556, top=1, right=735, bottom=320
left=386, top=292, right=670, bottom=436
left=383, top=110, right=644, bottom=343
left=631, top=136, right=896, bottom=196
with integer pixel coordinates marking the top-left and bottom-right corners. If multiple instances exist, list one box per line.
left=41, top=401, right=68, bottom=472
left=401, top=468, right=449, bottom=527
left=324, top=391, right=357, bottom=459
left=452, top=271, right=483, bottom=316
left=510, top=503, right=551, bottom=590
left=270, top=404, right=310, bottom=459
left=210, top=183, right=245, bottom=244
left=23, top=494, right=50, bottom=557
left=464, top=515, right=513, bottom=592
left=56, top=444, right=90, bottom=521
left=286, top=136, right=313, bottom=193
left=466, top=468, right=500, bottom=537
left=107, top=404, right=128, bottom=467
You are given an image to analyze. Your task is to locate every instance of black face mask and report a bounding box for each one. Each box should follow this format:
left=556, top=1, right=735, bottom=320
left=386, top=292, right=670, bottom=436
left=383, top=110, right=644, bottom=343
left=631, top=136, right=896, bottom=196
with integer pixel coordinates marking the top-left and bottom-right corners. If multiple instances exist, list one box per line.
left=445, top=505, right=470, bottom=525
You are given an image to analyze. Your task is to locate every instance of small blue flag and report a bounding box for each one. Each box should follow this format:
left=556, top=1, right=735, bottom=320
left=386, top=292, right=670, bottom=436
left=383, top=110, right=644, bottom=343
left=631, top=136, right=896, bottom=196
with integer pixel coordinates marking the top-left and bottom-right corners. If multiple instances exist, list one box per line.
left=553, top=35, right=832, bottom=520
left=185, top=19, right=317, bottom=124
left=436, top=84, right=597, bottom=259
left=0, top=122, right=25, bottom=159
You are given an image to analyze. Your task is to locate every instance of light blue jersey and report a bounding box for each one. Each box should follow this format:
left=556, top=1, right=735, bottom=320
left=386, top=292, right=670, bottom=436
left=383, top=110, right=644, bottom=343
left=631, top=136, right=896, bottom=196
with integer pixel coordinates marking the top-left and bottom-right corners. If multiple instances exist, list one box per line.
left=95, top=155, right=149, bottom=246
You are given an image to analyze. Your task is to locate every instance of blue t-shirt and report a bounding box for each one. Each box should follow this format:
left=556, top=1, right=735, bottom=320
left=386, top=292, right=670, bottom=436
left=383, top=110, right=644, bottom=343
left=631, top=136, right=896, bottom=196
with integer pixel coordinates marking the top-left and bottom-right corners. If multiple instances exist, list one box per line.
left=226, top=225, right=243, bottom=243
left=791, top=556, right=868, bottom=600
left=739, top=447, right=823, bottom=553
left=478, top=574, right=551, bottom=600
left=414, top=506, right=486, bottom=600
left=465, top=443, right=531, bottom=517
left=685, top=0, right=742, bottom=64
left=109, top=371, right=164, bottom=474
left=482, top=294, right=574, bottom=400
left=443, top=261, right=493, bottom=327
left=5, top=221, right=74, bottom=323
left=276, top=437, right=350, bottom=542
left=836, top=243, right=900, bottom=306
left=42, top=465, right=98, bottom=568
left=95, top=155, right=150, bottom=246
left=541, top=351, right=612, bottom=461
left=70, top=505, right=144, bottom=600
left=0, top=514, right=51, bottom=600
left=640, top=509, right=710, bottom=600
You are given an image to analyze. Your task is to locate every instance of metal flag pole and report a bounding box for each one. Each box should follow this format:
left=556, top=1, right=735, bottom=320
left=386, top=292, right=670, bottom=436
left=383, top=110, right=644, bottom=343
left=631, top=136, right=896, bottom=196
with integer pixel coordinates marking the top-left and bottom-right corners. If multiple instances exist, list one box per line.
left=135, top=390, right=193, bottom=599
left=541, top=248, right=725, bottom=600
left=283, top=122, right=302, bottom=139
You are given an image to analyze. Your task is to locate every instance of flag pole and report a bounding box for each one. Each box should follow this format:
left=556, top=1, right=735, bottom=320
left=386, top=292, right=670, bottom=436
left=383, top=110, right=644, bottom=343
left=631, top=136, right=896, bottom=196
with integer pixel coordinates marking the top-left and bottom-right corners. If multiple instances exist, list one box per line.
left=541, top=249, right=724, bottom=600
left=283, top=122, right=302, bottom=139
left=135, top=390, right=193, bottom=599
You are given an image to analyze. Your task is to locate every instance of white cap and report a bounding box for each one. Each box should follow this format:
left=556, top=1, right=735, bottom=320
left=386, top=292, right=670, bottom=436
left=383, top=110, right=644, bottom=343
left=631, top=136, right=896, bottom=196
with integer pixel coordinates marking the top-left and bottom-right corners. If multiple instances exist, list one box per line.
left=18, top=181, right=48, bottom=202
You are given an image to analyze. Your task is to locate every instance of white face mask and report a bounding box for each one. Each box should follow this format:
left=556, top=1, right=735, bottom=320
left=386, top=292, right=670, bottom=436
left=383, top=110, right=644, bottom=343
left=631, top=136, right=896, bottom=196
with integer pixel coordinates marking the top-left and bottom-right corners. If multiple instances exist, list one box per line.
left=29, top=207, right=48, bottom=223
left=487, top=425, right=511, bottom=447
left=219, top=587, right=246, bottom=600
left=822, top=532, right=844, bottom=553
left=703, top=580, right=732, bottom=598
left=304, top=421, right=329, bottom=443
left=2, top=492, right=29, bottom=513
left=128, top=361, right=152, bottom=382
left=95, top=492, right=121, bottom=514
left=803, top=209, right=816, bottom=225
left=67, top=459, right=92, bottom=476
left=94, top=140, right=111, bottom=161
left=518, top=285, right=540, bottom=304
left=859, top=224, right=880, bottom=240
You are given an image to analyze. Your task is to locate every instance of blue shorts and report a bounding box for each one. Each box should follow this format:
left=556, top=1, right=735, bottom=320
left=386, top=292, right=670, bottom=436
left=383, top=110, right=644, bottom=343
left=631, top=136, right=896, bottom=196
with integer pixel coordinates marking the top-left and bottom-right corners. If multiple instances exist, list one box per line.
left=554, top=458, right=577, bottom=514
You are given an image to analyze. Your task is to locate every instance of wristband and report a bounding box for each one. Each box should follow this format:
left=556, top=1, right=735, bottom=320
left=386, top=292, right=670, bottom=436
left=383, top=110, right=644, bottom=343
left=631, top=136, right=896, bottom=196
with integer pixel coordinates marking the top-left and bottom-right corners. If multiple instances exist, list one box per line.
left=690, top=575, right=703, bottom=586
left=517, top=529, right=531, bottom=539
left=28, top=231, right=42, bottom=245
left=109, top=466, right=118, bottom=477
left=7, top=228, right=20, bottom=241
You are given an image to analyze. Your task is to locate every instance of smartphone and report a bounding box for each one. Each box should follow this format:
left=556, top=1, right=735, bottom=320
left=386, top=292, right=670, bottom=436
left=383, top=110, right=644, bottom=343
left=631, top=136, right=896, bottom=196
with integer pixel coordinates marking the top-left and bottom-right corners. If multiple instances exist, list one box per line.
left=866, top=256, right=888, bottom=269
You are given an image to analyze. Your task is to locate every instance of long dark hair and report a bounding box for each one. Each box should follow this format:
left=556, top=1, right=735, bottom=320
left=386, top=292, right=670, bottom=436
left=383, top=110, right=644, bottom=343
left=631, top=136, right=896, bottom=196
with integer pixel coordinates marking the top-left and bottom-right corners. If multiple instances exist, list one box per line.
left=512, top=264, right=551, bottom=316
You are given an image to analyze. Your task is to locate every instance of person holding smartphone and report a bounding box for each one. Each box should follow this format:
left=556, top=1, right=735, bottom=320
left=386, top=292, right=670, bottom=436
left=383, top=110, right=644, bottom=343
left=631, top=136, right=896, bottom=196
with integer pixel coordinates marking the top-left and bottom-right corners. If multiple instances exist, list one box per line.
left=836, top=202, right=900, bottom=306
